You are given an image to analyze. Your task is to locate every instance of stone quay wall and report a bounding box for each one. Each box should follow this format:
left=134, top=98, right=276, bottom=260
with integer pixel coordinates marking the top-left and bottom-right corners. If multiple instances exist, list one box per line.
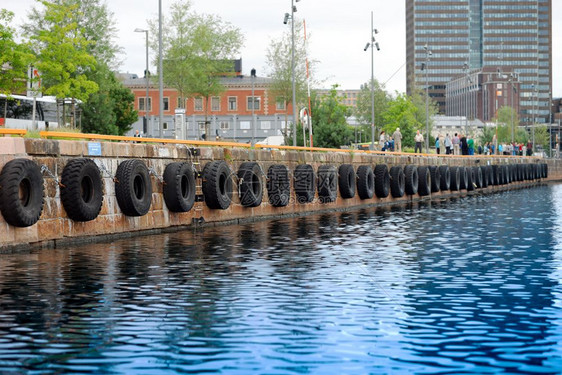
left=1, top=137, right=560, bottom=252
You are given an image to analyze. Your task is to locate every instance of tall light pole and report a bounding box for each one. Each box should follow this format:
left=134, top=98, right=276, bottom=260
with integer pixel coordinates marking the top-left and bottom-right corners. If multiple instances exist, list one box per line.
left=135, top=28, right=149, bottom=135
left=284, top=0, right=301, bottom=146
left=158, top=0, right=164, bottom=138
left=532, top=83, right=537, bottom=154
left=463, top=63, right=469, bottom=136
left=364, top=12, right=379, bottom=151
left=251, top=68, right=256, bottom=147
left=423, top=45, right=432, bottom=153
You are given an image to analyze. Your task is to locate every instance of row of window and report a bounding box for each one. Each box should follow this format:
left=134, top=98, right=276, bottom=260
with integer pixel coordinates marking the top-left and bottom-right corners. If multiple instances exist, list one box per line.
left=138, top=95, right=287, bottom=112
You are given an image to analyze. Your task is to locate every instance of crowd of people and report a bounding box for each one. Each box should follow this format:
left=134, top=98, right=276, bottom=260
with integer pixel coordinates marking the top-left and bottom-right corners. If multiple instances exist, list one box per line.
left=378, top=129, right=535, bottom=157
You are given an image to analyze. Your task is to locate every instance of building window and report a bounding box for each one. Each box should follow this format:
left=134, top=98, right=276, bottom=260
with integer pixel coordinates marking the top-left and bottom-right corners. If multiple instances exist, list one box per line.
left=211, top=96, right=220, bottom=111
left=139, top=97, right=152, bottom=111
left=177, top=97, right=187, bottom=109
left=220, top=121, right=230, bottom=130
left=163, top=97, right=169, bottom=111
left=247, top=96, right=261, bottom=111
left=198, top=121, right=206, bottom=131
left=228, top=97, right=237, bottom=111
left=261, top=121, right=271, bottom=130
left=240, top=121, right=251, bottom=130
left=194, top=97, right=203, bottom=111
left=276, top=97, right=286, bottom=110
left=163, top=122, right=168, bottom=130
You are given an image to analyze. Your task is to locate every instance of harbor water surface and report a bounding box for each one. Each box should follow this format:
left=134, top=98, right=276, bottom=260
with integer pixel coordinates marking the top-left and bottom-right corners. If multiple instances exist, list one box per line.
left=1, top=185, right=562, bottom=374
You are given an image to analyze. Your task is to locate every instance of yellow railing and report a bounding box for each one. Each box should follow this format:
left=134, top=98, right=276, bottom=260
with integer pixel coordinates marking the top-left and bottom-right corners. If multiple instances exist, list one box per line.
left=36, top=130, right=542, bottom=158
left=0, top=128, right=27, bottom=136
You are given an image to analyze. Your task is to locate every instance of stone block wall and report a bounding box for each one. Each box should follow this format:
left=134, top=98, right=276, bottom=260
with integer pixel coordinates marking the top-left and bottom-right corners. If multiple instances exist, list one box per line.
left=0, top=137, right=560, bottom=251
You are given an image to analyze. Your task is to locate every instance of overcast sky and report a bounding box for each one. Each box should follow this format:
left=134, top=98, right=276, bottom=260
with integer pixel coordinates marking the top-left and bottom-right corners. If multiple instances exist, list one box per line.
left=4, top=0, right=562, bottom=96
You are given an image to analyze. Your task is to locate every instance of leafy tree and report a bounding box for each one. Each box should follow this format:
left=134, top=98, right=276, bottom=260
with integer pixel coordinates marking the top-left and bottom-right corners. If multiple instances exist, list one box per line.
left=382, top=93, right=422, bottom=148
left=80, top=64, right=137, bottom=135
left=354, top=79, right=390, bottom=139
left=152, top=0, right=243, bottom=138
left=24, top=0, right=122, bottom=68
left=0, top=9, right=35, bottom=118
left=306, top=87, right=352, bottom=148
left=30, top=0, right=98, bottom=127
left=265, top=19, right=314, bottom=139
left=410, top=88, right=437, bottom=141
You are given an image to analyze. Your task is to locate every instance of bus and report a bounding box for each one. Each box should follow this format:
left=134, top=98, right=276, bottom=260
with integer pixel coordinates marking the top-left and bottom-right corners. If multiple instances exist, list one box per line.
left=0, top=94, right=59, bottom=129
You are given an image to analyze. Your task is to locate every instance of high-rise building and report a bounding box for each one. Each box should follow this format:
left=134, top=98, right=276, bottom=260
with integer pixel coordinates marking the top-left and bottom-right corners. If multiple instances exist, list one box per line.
left=406, top=0, right=552, bottom=125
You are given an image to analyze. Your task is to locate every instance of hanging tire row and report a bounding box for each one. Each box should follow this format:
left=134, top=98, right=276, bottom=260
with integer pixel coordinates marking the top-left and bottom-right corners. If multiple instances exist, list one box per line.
left=0, top=158, right=549, bottom=228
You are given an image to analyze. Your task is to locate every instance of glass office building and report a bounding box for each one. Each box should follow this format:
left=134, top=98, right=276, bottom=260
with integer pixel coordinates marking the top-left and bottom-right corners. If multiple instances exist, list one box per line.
left=406, top=0, right=552, bottom=125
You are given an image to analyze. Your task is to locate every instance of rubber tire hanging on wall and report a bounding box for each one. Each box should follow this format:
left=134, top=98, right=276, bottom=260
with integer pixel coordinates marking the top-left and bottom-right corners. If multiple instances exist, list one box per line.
left=466, top=167, right=475, bottom=191
left=202, top=160, right=233, bottom=210
left=318, top=165, right=337, bottom=203
left=237, top=162, right=263, bottom=208
left=449, top=166, right=460, bottom=191
left=374, top=164, right=390, bottom=198
left=356, top=165, right=374, bottom=200
left=163, top=162, right=196, bottom=213
left=294, top=164, right=316, bottom=204
left=0, top=158, right=44, bottom=227
left=473, top=166, right=483, bottom=189
left=61, top=158, right=104, bottom=222
left=429, top=166, right=441, bottom=193
left=338, top=164, right=356, bottom=199
left=267, top=164, right=290, bottom=207
left=404, top=165, right=418, bottom=195
left=115, top=159, right=152, bottom=217
left=389, top=166, right=405, bottom=198
left=492, top=165, right=500, bottom=186
left=439, top=165, right=450, bottom=191
left=417, top=166, right=431, bottom=196
left=458, top=166, right=468, bottom=190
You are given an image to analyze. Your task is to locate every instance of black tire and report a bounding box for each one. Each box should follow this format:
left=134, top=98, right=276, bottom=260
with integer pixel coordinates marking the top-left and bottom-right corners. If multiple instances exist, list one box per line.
left=510, top=164, right=517, bottom=183
left=115, top=159, right=152, bottom=216
left=294, top=164, right=316, bottom=204
left=439, top=165, right=450, bottom=191
left=429, top=166, right=441, bottom=193
left=492, top=165, right=500, bottom=186
left=526, top=164, right=533, bottom=181
left=238, top=162, right=263, bottom=207
left=202, top=160, right=233, bottom=210
left=459, top=166, right=468, bottom=190
left=390, top=166, right=405, bottom=198
left=374, top=164, right=390, bottom=198
left=480, top=166, right=488, bottom=188
left=473, top=166, right=483, bottom=189
left=61, top=158, right=103, bottom=221
left=0, top=158, right=44, bottom=227
left=486, top=165, right=494, bottom=186
left=338, top=164, right=356, bottom=199
left=356, top=165, right=374, bottom=200
left=418, top=166, right=431, bottom=196
left=404, top=165, right=418, bottom=195
left=267, top=164, right=290, bottom=207
left=466, top=167, right=475, bottom=191
left=449, top=166, right=460, bottom=191
left=163, top=162, right=196, bottom=213
left=504, top=165, right=510, bottom=184
left=318, top=165, right=337, bottom=203
left=543, top=163, right=548, bottom=178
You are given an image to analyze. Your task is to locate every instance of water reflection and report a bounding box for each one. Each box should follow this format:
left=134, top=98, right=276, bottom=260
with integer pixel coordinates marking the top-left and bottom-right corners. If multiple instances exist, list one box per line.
left=0, top=186, right=561, bottom=373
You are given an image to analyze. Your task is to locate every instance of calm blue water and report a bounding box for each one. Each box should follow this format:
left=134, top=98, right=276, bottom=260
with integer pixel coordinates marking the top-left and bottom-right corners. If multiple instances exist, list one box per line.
left=1, top=185, right=562, bottom=374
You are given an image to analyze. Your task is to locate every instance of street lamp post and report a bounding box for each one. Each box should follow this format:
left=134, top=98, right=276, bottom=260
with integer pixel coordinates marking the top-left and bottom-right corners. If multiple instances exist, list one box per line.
left=158, top=0, right=164, bottom=138
left=135, top=28, right=149, bottom=135
left=283, top=0, right=301, bottom=146
left=251, top=68, right=256, bottom=146
left=509, top=73, right=514, bottom=145
left=463, top=63, right=469, bottom=136
left=363, top=12, right=379, bottom=151
left=423, top=45, right=432, bottom=153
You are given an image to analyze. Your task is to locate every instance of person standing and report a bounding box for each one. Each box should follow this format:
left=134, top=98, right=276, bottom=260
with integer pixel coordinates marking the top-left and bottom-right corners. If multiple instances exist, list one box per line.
left=460, top=134, right=468, bottom=155
left=393, top=127, right=402, bottom=153
left=414, top=130, right=424, bottom=153
left=444, top=133, right=452, bottom=155
left=435, top=136, right=440, bottom=155
left=468, top=136, right=475, bottom=155
left=379, top=130, right=386, bottom=151
left=526, top=140, right=533, bottom=156
left=452, top=133, right=460, bottom=155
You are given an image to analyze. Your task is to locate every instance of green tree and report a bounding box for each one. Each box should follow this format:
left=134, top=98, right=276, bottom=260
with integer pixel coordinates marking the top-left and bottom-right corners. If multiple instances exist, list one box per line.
left=80, top=64, right=137, bottom=135
left=152, top=0, right=244, bottom=138
left=0, top=9, right=35, bottom=117
left=265, top=20, right=314, bottom=139
left=495, top=106, right=519, bottom=143
left=382, top=93, right=422, bottom=148
left=30, top=0, right=98, bottom=127
left=410, top=88, right=437, bottom=142
left=307, top=87, right=352, bottom=148
left=354, top=79, right=390, bottom=139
